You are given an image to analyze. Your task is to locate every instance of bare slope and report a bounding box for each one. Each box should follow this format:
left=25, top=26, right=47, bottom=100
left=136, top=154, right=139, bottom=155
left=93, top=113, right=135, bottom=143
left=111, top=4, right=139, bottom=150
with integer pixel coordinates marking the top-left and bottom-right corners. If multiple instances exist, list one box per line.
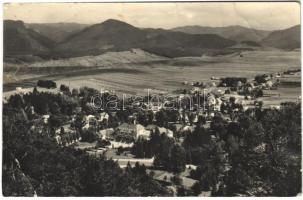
left=28, top=49, right=167, bottom=67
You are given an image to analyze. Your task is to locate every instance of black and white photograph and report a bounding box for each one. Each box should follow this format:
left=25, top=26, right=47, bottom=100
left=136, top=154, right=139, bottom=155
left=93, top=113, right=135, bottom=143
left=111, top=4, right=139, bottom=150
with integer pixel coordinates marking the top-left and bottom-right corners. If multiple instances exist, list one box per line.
left=1, top=1, right=302, bottom=197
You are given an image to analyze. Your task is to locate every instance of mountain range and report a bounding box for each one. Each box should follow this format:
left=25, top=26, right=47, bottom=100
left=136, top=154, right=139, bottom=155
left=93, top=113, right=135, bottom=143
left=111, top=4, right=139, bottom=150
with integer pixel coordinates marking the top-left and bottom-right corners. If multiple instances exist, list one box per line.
left=4, top=19, right=300, bottom=60
left=171, top=25, right=271, bottom=42
left=4, top=20, right=54, bottom=56
left=54, top=19, right=237, bottom=58
left=26, top=22, right=88, bottom=42
left=261, top=25, right=301, bottom=50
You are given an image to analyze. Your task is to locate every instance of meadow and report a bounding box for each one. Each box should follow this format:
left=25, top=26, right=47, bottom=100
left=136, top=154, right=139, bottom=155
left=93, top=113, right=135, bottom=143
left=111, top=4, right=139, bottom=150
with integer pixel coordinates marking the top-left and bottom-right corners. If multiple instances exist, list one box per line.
left=3, top=50, right=301, bottom=103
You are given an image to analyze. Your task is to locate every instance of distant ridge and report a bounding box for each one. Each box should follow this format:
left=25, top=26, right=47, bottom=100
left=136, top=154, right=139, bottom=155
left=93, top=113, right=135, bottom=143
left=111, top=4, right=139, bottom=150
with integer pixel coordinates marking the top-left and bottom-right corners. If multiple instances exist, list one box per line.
left=4, top=20, right=55, bottom=56
left=4, top=19, right=301, bottom=59
left=26, top=22, right=88, bottom=42
left=54, top=19, right=236, bottom=57
left=261, top=25, right=300, bottom=50
left=171, top=25, right=271, bottom=42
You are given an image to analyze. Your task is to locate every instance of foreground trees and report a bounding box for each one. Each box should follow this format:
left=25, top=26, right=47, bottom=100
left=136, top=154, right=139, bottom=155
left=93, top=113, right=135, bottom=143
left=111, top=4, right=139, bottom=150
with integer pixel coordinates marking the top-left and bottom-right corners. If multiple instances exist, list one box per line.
left=182, top=103, right=301, bottom=196
left=2, top=88, right=301, bottom=196
left=222, top=103, right=302, bottom=196
left=2, top=93, right=170, bottom=196
left=2, top=122, right=170, bottom=196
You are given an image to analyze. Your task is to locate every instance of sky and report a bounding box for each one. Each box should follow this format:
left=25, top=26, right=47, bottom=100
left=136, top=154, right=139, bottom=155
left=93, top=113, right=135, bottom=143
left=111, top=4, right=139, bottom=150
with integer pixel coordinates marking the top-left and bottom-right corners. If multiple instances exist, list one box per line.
left=3, top=2, right=301, bottom=30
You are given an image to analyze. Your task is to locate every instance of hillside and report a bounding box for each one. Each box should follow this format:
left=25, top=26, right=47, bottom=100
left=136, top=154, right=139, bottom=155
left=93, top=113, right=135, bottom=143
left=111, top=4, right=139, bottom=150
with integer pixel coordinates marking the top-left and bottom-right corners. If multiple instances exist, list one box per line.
left=262, top=25, right=300, bottom=50
left=4, top=20, right=55, bottom=56
left=28, top=49, right=166, bottom=67
left=142, top=28, right=236, bottom=57
left=26, top=22, right=88, bottom=42
left=227, top=40, right=264, bottom=51
left=54, top=19, right=236, bottom=58
left=6, top=19, right=299, bottom=60
left=171, top=25, right=270, bottom=42
left=54, top=19, right=147, bottom=57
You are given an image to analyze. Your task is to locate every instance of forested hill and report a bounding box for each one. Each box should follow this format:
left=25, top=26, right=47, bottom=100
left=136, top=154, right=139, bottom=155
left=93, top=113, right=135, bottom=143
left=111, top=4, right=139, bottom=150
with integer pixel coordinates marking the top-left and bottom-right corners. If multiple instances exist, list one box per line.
left=4, top=20, right=55, bottom=56
left=5, top=19, right=236, bottom=58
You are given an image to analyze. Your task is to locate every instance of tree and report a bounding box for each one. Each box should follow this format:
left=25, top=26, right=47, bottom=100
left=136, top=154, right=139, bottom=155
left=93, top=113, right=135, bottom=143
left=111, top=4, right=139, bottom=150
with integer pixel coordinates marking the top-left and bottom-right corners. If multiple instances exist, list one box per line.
left=3, top=87, right=173, bottom=197
left=147, top=110, right=154, bottom=124
left=71, top=88, right=79, bottom=97
left=33, top=87, right=38, bottom=95
left=137, top=111, right=148, bottom=126
left=153, top=134, right=174, bottom=169
left=8, top=94, right=24, bottom=109
left=132, top=137, right=153, bottom=158
left=81, top=128, right=98, bottom=143
left=224, top=166, right=252, bottom=196
left=155, top=110, right=168, bottom=127
left=37, top=80, right=57, bottom=89
left=197, top=115, right=206, bottom=126
left=183, top=126, right=211, bottom=148
left=191, top=181, right=204, bottom=196
left=49, top=115, right=63, bottom=129
left=2, top=166, right=35, bottom=196
left=60, top=84, right=70, bottom=94
left=50, top=102, right=60, bottom=114
left=255, top=74, right=267, bottom=84
left=41, top=103, right=50, bottom=115
left=210, top=115, right=227, bottom=140
left=169, top=144, right=186, bottom=173
left=72, top=114, right=85, bottom=133
left=254, top=88, right=263, bottom=98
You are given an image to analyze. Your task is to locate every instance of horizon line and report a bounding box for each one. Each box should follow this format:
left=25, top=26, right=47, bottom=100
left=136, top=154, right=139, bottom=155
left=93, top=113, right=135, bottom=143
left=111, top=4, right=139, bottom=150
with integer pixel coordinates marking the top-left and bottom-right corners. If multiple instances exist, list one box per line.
left=4, top=18, right=300, bottom=32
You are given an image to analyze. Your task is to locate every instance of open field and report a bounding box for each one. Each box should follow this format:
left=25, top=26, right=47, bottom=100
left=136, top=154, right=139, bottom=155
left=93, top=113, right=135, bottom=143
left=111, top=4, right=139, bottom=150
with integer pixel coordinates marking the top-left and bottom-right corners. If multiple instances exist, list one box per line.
left=4, top=50, right=301, bottom=103
left=261, top=74, right=301, bottom=106
left=261, top=86, right=301, bottom=106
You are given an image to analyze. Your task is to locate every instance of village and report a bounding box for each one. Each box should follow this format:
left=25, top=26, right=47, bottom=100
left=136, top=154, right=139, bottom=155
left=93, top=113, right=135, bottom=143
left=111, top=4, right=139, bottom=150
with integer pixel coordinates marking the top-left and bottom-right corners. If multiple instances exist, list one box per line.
left=4, top=67, right=300, bottom=195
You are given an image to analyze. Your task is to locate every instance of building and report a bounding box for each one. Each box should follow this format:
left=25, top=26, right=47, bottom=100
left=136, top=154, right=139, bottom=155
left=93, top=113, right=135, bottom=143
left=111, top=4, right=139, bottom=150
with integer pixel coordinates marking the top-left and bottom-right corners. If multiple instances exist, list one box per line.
left=207, top=94, right=216, bottom=107
left=83, top=115, right=96, bottom=129
left=115, top=123, right=151, bottom=139
left=42, top=115, right=50, bottom=124
left=116, top=123, right=136, bottom=135
left=25, top=105, right=35, bottom=115
left=172, top=123, right=183, bottom=133
left=98, top=112, right=109, bottom=126
left=54, top=124, right=79, bottom=146
left=136, top=128, right=151, bottom=140
left=16, top=87, right=30, bottom=95
left=145, top=124, right=174, bottom=138
left=98, top=128, right=114, bottom=140
left=100, top=112, right=109, bottom=121
left=182, top=125, right=195, bottom=133
left=214, top=98, right=223, bottom=111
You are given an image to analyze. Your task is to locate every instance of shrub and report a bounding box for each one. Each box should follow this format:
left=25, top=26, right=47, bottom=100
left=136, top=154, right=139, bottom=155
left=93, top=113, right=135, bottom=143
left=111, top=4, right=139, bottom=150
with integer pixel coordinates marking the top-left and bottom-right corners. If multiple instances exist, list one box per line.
left=37, top=80, right=57, bottom=89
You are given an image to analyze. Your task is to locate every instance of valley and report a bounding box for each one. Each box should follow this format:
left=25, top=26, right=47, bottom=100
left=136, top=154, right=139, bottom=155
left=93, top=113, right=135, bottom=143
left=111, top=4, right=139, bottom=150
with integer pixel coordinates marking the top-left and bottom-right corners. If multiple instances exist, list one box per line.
left=3, top=3, right=301, bottom=197
left=4, top=50, right=301, bottom=106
